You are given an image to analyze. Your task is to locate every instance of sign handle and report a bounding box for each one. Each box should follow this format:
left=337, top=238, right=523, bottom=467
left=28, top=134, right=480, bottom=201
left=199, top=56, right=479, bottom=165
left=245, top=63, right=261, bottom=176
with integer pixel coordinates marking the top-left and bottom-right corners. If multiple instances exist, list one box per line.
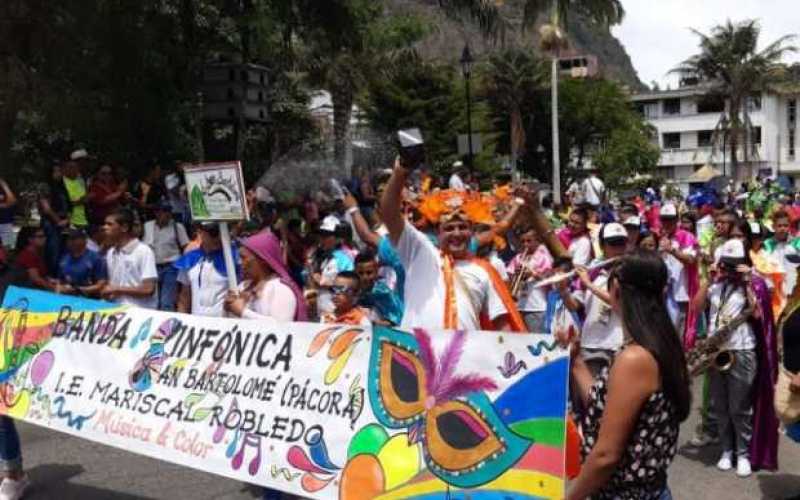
left=219, top=222, right=238, bottom=292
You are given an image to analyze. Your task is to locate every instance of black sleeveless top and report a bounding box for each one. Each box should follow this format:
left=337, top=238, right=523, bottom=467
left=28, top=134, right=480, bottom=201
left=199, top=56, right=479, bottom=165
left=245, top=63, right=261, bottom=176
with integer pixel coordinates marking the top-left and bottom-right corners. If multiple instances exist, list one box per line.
left=581, top=368, right=679, bottom=499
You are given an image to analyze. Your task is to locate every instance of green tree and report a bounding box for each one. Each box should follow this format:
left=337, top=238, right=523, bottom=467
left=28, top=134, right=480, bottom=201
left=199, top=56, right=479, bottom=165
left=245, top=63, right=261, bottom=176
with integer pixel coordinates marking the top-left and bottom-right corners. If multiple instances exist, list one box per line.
left=362, top=58, right=494, bottom=173
left=593, top=123, right=660, bottom=189
left=672, top=19, right=797, bottom=175
left=301, top=1, right=427, bottom=170
left=482, top=49, right=548, bottom=171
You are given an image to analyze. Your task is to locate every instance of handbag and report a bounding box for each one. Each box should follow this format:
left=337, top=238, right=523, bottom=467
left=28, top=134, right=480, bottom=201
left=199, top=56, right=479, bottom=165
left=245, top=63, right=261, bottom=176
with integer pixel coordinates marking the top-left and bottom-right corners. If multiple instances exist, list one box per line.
left=774, top=365, right=800, bottom=424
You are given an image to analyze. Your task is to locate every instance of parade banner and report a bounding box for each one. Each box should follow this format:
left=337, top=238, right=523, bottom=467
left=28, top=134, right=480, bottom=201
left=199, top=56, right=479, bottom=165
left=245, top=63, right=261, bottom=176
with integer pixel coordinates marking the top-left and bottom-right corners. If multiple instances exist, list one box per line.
left=0, top=287, right=569, bottom=499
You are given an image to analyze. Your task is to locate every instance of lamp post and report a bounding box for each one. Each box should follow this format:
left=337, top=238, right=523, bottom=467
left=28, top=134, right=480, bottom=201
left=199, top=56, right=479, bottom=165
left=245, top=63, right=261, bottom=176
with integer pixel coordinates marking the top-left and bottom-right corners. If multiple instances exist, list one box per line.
left=460, top=45, right=475, bottom=172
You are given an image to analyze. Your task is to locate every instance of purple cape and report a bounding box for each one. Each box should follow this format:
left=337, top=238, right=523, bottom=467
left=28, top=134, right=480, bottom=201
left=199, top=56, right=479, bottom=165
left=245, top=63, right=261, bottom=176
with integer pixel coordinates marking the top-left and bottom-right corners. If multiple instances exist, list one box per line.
left=749, top=276, right=780, bottom=471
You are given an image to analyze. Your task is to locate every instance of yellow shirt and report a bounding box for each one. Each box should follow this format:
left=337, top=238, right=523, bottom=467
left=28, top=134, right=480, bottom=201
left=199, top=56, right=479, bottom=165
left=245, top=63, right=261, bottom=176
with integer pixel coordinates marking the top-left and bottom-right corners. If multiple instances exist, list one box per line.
left=63, top=176, right=88, bottom=227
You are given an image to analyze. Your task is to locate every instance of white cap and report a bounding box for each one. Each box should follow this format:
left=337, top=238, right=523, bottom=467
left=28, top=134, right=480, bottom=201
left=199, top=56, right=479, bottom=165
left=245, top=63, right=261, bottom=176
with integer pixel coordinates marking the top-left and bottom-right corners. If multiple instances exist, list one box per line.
left=660, top=203, right=678, bottom=218
left=452, top=160, right=463, bottom=168
left=717, top=239, right=746, bottom=263
left=623, top=215, right=641, bottom=227
left=749, top=222, right=762, bottom=236
left=601, top=222, right=628, bottom=243
left=70, top=149, right=89, bottom=160
left=319, top=215, right=340, bottom=233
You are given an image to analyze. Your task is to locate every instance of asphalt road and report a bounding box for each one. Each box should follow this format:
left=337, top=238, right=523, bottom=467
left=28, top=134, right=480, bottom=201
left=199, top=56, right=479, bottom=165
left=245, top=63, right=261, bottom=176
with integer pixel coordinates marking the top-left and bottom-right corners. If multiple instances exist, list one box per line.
left=14, top=382, right=800, bottom=500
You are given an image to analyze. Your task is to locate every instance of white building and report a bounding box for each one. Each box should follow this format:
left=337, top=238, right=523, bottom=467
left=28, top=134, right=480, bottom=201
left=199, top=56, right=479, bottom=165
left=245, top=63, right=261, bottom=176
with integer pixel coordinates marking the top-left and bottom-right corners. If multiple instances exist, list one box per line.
left=631, top=85, right=800, bottom=191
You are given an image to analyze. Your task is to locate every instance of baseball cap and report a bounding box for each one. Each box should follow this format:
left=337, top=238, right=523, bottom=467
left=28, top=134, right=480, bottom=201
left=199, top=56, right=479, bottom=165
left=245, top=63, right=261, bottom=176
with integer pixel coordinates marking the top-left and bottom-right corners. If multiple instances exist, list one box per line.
left=318, top=215, right=340, bottom=234
left=70, top=149, right=89, bottom=161
left=660, top=204, right=678, bottom=219
left=622, top=215, right=641, bottom=228
left=717, top=239, right=746, bottom=265
left=749, top=222, right=762, bottom=237
left=601, top=222, right=628, bottom=244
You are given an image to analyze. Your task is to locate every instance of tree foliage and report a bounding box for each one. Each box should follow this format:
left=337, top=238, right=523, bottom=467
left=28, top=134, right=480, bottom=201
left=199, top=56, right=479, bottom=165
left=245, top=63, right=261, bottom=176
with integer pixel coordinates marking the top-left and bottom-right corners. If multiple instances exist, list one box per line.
left=672, top=19, right=797, bottom=171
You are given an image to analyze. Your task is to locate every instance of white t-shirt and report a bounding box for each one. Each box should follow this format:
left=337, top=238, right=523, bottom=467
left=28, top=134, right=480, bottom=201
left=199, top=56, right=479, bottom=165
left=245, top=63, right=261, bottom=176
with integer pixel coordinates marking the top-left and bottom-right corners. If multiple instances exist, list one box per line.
left=708, top=282, right=755, bottom=350
left=517, top=282, right=547, bottom=313
left=567, top=182, right=584, bottom=205
left=664, top=239, right=697, bottom=303
left=449, top=174, right=466, bottom=191
left=489, top=252, right=508, bottom=281
left=143, top=220, right=190, bottom=264
left=106, top=239, right=158, bottom=309
left=582, top=176, right=605, bottom=206
left=239, top=277, right=296, bottom=323
left=576, top=271, right=623, bottom=350
left=396, top=222, right=507, bottom=330
left=177, top=257, right=229, bottom=317
left=569, top=235, right=593, bottom=267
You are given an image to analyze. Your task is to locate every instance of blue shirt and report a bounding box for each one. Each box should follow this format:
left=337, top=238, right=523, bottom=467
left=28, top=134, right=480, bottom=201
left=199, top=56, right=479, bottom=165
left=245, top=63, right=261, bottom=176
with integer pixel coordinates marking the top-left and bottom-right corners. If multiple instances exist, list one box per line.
left=58, top=250, right=107, bottom=287
left=377, top=236, right=406, bottom=300
left=360, top=281, right=404, bottom=326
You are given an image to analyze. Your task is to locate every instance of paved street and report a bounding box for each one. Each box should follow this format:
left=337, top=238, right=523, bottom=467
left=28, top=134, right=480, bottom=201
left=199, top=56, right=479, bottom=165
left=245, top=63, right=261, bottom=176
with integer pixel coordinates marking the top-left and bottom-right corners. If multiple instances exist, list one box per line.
left=14, top=382, right=800, bottom=500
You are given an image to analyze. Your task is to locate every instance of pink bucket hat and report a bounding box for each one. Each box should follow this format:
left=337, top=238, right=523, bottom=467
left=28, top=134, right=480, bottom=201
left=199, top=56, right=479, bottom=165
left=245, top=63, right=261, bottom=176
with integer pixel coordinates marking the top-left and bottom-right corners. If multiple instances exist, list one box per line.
left=239, top=230, right=307, bottom=321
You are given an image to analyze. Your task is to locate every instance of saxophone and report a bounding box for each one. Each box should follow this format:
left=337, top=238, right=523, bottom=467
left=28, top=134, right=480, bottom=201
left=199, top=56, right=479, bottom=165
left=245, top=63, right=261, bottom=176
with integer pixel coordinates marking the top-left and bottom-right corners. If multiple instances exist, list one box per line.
left=686, top=305, right=754, bottom=377
left=510, top=252, right=533, bottom=300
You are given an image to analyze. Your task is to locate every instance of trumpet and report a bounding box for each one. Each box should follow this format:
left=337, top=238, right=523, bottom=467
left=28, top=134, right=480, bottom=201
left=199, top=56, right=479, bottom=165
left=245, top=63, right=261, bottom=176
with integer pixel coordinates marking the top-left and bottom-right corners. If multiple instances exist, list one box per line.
left=510, top=253, right=534, bottom=300
left=686, top=306, right=753, bottom=377
left=530, top=257, right=621, bottom=289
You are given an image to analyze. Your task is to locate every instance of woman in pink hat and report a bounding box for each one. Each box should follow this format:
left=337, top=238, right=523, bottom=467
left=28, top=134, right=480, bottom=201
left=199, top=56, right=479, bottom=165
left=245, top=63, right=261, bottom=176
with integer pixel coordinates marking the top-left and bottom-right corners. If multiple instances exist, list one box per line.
left=224, top=231, right=307, bottom=322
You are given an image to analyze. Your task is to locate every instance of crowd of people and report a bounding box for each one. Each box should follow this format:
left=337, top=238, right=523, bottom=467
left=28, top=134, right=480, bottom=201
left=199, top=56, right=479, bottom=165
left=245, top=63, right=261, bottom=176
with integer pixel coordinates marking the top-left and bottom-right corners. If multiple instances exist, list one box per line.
left=0, top=148, right=798, bottom=500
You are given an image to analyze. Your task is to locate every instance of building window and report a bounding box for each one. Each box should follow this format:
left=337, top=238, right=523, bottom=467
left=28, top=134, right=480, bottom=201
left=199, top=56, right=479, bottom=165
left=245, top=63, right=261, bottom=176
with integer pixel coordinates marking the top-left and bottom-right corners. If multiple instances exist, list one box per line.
left=663, top=133, right=681, bottom=149
left=751, top=126, right=762, bottom=145
left=747, top=95, right=762, bottom=111
left=789, top=99, right=797, bottom=128
left=697, top=95, right=724, bottom=114
left=789, top=132, right=796, bottom=159
left=663, top=98, right=681, bottom=115
left=698, top=130, right=713, bottom=147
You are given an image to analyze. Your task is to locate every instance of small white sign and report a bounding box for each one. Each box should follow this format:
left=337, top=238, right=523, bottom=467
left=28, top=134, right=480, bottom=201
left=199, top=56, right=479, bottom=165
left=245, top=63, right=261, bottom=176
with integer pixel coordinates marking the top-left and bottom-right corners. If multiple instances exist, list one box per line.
left=184, top=162, right=249, bottom=221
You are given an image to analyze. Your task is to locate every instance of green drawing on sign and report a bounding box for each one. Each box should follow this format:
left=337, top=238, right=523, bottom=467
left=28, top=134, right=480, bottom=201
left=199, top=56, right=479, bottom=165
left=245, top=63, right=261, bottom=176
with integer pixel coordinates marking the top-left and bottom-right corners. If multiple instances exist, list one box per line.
left=191, top=185, right=210, bottom=217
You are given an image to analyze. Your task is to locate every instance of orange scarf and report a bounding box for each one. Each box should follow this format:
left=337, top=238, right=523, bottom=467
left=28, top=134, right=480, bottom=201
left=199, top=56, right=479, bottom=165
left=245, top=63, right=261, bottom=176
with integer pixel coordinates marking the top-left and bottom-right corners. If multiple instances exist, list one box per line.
left=441, top=254, right=526, bottom=332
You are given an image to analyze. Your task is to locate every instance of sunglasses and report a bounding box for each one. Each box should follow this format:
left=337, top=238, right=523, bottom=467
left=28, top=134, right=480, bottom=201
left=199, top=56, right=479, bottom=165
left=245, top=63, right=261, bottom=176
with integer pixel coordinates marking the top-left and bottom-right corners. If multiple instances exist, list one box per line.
left=331, top=285, right=355, bottom=296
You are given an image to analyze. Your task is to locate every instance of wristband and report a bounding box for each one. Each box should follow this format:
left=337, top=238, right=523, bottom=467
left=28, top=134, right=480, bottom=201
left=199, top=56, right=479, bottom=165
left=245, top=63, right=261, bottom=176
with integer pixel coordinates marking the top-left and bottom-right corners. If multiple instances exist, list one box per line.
left=346, top=206, right=359, bottom=216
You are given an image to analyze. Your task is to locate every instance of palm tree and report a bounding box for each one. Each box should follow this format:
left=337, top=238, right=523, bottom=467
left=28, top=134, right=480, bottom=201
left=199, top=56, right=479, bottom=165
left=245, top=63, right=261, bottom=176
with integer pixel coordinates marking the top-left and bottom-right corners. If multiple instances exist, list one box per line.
left=517, top=0, right=624, bottom=204
left=483, top=49, right=548, bottom=173
left=672, top=20, right=797, bottom=176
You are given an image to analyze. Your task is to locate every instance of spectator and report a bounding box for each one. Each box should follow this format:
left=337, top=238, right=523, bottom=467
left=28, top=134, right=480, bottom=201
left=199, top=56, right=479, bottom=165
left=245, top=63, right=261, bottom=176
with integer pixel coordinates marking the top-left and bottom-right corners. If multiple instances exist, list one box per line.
left=175, top=223, right=239, bottom=316
left=14, top=226, right=54, bottom=292
left=309, top=216, right=354, bottom=316
left=0, top=179, right=17, bottom=249
left=101, top=209, right=158, bottom=308
left=56, top=228, right=107, bottom=297
left=143, top=202, right=190, bottom=310
left=355, top=249, right=403, bottom=326
left=224, top=231, right=306, bottom=322
left=87, top=164, right=126, bottom=226
left=39, top=166, right=71, bottom=275
left=62, top=159, right=89, bottom=229
left=581, top=170, right=606, bottom=209
left=130, top=164, right=165, bottom=221
left=321, top=271, right=371, bottom=326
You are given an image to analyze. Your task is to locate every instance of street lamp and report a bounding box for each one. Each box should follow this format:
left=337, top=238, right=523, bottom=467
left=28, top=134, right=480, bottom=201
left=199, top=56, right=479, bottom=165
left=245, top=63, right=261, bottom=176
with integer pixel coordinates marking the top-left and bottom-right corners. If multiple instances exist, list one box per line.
left=460, top=44, right=475, bottom=172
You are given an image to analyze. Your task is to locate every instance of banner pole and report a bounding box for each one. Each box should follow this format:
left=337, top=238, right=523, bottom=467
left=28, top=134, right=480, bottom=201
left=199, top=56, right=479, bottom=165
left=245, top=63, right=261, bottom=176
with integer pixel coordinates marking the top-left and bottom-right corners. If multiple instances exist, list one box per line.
left=219, top=221, right=238, bottom=291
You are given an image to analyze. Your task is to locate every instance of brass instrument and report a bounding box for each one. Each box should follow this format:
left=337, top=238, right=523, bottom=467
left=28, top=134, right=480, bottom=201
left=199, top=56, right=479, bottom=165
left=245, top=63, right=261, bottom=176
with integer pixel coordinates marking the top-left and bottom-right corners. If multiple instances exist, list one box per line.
left=531, top=257, right=620, bottom=289
left=510, top=252, right=534, bottom=300
left=686, top=306, right=753, bottom=377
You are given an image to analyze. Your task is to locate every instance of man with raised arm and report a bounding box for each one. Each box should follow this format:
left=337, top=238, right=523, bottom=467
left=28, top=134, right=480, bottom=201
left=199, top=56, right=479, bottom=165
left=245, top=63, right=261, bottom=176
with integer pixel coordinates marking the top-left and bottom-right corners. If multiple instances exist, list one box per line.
left=380, top=159, right=525, bottom=332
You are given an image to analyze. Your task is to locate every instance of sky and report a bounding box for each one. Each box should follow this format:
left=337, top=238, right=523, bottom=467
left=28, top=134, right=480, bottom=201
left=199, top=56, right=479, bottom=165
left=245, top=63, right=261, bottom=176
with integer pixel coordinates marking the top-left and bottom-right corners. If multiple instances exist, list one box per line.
left=612, top=0, right=800, bottom=89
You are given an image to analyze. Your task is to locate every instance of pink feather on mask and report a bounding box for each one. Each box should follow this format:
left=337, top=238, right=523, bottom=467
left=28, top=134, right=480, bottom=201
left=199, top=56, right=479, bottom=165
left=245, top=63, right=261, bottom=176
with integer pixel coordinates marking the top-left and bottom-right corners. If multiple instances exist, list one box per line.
left=436, top=330, right=466, bottom=389
left=435, top=373, right=498, bottom=402
left=414, top=328, right=437, bottom=394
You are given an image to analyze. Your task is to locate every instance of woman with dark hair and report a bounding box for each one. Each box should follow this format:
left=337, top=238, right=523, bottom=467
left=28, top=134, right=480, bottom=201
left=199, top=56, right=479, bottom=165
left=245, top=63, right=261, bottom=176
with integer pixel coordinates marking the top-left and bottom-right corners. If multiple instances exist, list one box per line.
left=14, top=226, right=55, bottom=292
left=680, top=211, right=698, bottom=236
left=567, top=251, right=690, bottom=500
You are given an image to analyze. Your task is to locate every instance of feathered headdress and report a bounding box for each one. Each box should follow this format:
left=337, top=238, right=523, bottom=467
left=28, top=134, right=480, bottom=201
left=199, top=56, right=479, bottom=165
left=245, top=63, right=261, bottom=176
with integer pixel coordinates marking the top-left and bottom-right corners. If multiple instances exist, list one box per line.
left=416, top=189, right=496, bottom=225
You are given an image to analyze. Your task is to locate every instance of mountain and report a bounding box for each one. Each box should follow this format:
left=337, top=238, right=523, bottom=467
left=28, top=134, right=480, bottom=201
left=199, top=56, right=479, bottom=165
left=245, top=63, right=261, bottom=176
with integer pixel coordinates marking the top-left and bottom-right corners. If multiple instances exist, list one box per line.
left=386, top=0, right=645, bottom=90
